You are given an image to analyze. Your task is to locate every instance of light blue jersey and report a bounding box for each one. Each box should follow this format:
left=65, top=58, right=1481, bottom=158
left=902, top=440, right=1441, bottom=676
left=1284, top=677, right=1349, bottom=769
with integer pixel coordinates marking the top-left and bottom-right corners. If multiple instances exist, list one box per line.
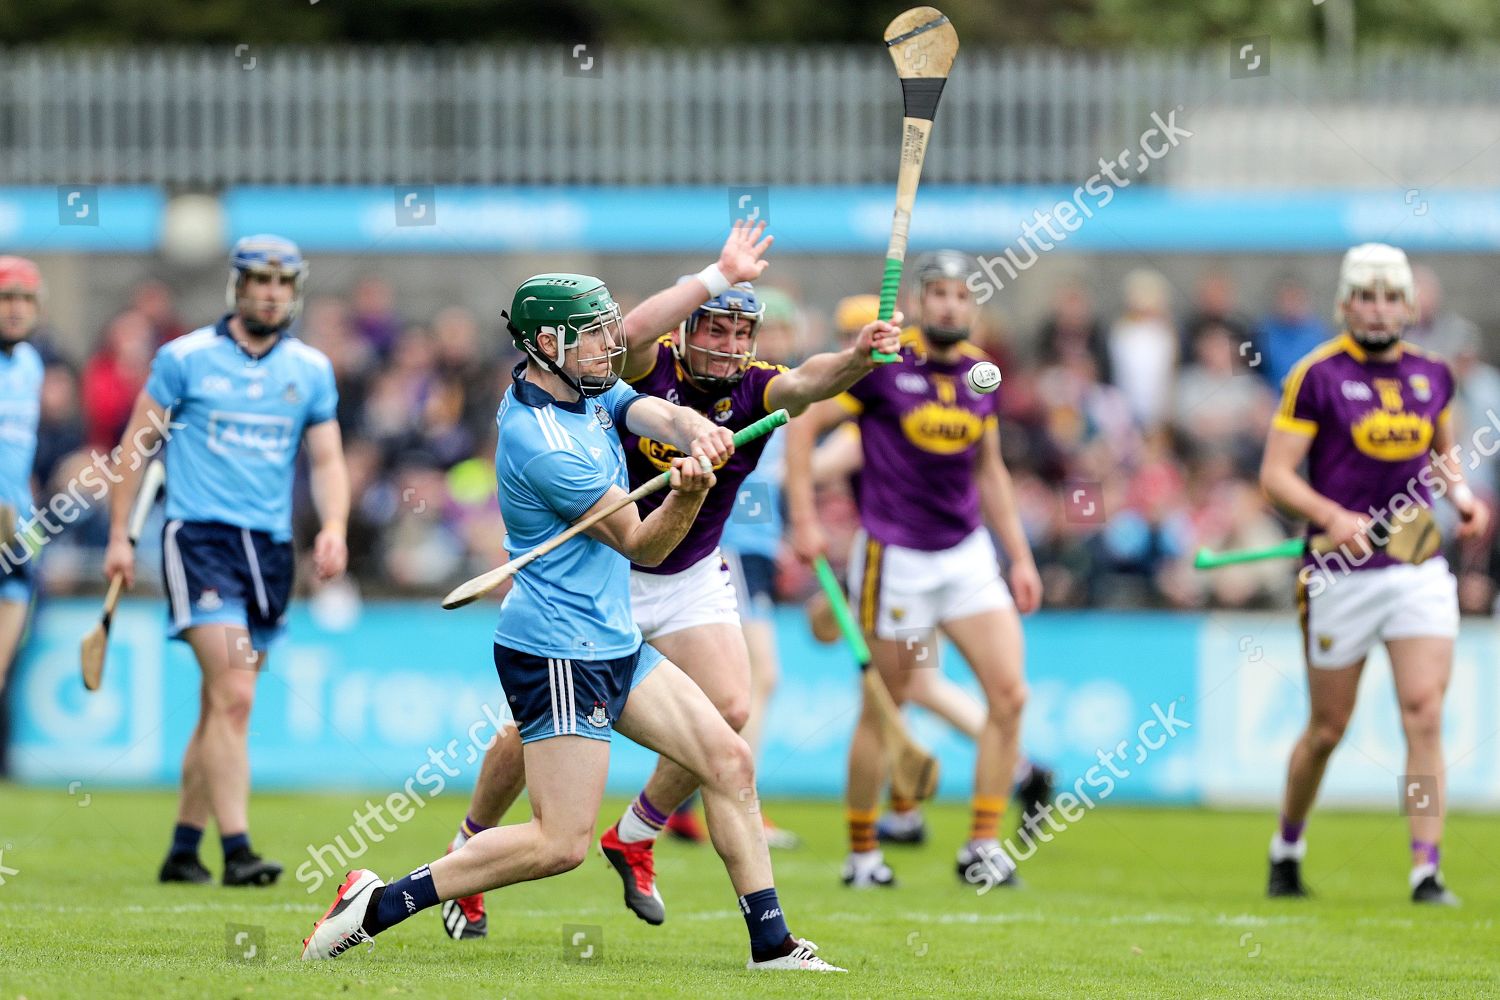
left=144, top=316, right=337, bottom=541
left=492, top=367, right=646, bottom=660
left=0, top=342, right=43, bottom=517
left=718, top=426, right=784, bottom=559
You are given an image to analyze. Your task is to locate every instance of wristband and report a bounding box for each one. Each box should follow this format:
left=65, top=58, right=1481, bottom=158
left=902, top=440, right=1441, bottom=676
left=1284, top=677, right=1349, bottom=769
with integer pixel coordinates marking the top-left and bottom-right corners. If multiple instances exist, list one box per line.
left=695, top=263, right=731, bottom=298
left=1451, top=482, right=1475, bottom=508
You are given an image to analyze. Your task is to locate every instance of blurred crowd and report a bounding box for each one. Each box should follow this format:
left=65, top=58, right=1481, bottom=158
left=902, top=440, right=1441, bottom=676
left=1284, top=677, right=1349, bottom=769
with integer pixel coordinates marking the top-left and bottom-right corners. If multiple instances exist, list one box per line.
left=32, top=265, right=1500, bottom=614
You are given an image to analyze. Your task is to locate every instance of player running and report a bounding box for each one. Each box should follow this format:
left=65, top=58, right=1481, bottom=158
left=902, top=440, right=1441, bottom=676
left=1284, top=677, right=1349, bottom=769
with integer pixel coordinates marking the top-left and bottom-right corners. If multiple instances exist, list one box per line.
left=434, top=224, right=902, bottom=939
left=302, top=273, right=844, bottom=971
left=807, top=293, right=1055, bottom=848
left=104, top=236, right=350, bottom=887
left=785, top=251, right=1042, bottom=890
left=0, top=257, right=46, bottom=691
left=1261, top=244, right=1487, bottom=905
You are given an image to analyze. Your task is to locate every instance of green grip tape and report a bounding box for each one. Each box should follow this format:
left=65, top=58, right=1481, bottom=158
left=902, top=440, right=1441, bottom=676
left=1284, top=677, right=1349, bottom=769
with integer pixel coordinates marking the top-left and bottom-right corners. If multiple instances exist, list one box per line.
left=814, top=556, right=871, bottom=666
left=731, top=408, right=790, bottom=446
left=1193, top=538, right=1305, bottom=570
left=872, top=257, right=902, bottom=364
left=652, top=409, right=790, bottom=488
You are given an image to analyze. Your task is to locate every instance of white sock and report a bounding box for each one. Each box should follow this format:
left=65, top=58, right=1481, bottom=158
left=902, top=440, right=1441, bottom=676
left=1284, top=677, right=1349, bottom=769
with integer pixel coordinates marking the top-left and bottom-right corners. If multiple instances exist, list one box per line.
left=616, top=796, right=666, bottom=844
left=1269, top=833, right=1307, bottom=863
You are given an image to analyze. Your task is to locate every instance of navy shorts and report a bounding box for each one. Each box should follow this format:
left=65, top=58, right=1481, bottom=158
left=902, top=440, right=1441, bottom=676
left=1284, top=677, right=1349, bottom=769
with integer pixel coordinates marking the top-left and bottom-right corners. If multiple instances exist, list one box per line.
left=494, top=642, right=664, bottom=744
left=722, top=549, right=776, bottom=621
left=161, top=520, right=294, bottom=651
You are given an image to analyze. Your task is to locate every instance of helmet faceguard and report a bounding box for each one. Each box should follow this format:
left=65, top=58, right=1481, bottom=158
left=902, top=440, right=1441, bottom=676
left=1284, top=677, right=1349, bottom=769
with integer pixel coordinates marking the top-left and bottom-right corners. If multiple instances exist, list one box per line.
left=226, top=234, right=308, bottom=336
left=674, top=281, right=764, bottom=392
left=915, top=250, right=977, bottom=345
left=1336, top=243, right=1416, bottom=351
left=507, top=274, right=627, bottom=399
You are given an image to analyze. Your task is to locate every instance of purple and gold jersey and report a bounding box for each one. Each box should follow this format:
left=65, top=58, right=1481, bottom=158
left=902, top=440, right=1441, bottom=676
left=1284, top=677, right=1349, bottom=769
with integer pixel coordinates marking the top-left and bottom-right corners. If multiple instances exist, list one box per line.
left=620, top=336, right=787, bottom=575
left=837, top=330, right=999, bottom=552
left=1274, top=333, right=1454, bottom=571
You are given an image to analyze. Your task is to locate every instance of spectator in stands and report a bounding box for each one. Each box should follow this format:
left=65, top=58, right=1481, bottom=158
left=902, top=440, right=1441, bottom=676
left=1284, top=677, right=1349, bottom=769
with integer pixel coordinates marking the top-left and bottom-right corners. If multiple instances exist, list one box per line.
left=1181, top=269, right=1251, bottom=362
left=1037, top=281, right=1111, bottom=383
left=431, top=305, right=504, bottom=442
left=1172, top=320, right=1276, bottom=474
left=1254, top=275, right=1331, bottom=388
left=1408, top=265, right=1480, bottom=361
left=82, top=309, right=154, bottom=450
left=351, top=275, right=403, bottom=357
left=129, top=279, right=187, bottom=345
left=34, top=363, right=86, bottom=488
left=1108, top=269, right=1177, bottom=431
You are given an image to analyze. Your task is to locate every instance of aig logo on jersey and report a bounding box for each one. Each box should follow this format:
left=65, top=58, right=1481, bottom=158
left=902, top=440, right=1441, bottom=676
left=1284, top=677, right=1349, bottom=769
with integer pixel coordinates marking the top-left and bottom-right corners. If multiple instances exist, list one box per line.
left=207, top=410, right=295, bottom=459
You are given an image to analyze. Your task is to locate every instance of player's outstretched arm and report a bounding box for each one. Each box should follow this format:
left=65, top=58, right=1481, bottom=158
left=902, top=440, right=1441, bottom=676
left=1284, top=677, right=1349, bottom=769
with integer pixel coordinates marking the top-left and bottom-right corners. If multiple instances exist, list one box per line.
left=1260, top=427, right=1366, bottom=549
left=784, top=398, right=851, bottom=564
left=624, top=396, right=734, bottom=469
left=101, top=389, right=171, bottom=589
left=580, top=458, right=716, bottom=568
left=620, top=220, right=772, bottom=379
left=976, top=423, right=1042, bottom=613
left=766, top=314, right=902, bottom=416
left=303, top=420, right=350, bottom=581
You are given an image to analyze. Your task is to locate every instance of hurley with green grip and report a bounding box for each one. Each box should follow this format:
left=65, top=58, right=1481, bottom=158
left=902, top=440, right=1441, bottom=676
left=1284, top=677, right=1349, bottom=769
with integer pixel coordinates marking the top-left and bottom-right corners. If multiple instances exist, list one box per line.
left=811, top=553, right=940, bottom=801
left=872, top=7, right=960, bottom=364
left=442, top=409, right=791, bottom=609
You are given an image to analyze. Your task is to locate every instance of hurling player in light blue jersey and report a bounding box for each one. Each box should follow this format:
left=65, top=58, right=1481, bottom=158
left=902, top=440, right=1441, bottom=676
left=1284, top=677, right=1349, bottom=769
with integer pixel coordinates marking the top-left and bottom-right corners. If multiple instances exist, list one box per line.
left=103, top=236, right=350, bottom=889
left=302, top=274, right=844, bottom=972
left=0, top=257, right=46, bottom=692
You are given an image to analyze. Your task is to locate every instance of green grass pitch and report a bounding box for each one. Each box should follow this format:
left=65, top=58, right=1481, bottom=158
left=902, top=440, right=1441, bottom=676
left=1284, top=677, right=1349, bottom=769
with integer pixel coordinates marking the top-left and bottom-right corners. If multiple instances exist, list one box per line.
left=1, top=787, right=1497, bottom=998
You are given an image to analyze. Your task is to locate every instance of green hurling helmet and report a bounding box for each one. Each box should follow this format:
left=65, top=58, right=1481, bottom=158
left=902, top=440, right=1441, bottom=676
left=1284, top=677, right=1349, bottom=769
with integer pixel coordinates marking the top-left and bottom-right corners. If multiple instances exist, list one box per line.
left=505, top=273, right=627, bottom=398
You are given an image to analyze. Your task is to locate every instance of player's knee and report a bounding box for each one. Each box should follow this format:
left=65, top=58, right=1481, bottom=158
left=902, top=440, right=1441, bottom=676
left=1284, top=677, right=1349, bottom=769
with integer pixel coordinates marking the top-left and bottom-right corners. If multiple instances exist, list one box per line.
left=1399, top=695, right=1443, bottom=739
left=206, top=684, right=256, bottom=729
left=703, top=732, right=756, bottom=793
left=538, top=832, right=592, bottom=876
left=719, top=697, right=751, bottom=733
left=1308, top=716, right=1349, bottom=754
left=987, top=681, right=1027, bottom=721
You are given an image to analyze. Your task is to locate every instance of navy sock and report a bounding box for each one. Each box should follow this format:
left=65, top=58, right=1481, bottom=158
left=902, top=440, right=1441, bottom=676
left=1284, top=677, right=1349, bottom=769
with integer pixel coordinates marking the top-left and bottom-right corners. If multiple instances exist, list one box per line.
left=370, top=866, right=440, bottom=934
left=221, top=832, right=250, bottom=860
left=170, top=823, right=203, bottom=858
left=739, top=886, right=791, bottom=959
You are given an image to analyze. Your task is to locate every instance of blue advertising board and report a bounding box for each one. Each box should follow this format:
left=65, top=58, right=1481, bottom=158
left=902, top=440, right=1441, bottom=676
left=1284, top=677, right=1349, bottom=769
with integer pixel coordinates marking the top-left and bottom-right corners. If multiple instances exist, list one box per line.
left=13, top=601, right=1500, bottom=809
left=224, top=185, right=1500, bottom=254
left=0, top=187, right=165, bottom=252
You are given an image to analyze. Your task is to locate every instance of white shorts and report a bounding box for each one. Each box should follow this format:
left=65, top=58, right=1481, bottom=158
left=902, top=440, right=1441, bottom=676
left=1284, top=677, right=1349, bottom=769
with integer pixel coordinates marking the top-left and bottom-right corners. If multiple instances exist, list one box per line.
left=1300, top=558, right=1459, bottom=669
left=847, top=527, right=1012, bottom=640
left=630, top=549, right=740, bottom=642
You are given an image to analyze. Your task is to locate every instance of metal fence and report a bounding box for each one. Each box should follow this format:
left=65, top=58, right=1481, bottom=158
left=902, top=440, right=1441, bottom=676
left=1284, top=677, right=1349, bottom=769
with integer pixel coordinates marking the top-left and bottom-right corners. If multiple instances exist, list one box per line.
left=3, top=46, right=1499, bottom=188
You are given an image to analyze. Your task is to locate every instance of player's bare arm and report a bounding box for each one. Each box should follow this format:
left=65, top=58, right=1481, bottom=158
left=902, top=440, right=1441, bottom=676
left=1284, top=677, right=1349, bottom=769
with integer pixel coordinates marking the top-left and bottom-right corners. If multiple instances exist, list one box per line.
left=766, top=314, right=903, bottom=417
left=303, top=419, right=350, bottom=581
left=811, top=424, right=863, bottom=488
left=1429, top=416, right=1490, bottom=539
left=624, top=394, right=735, bottom=468
left=581, top=456, right=716, bottom=567
left=1259, top=427, right=1367, bottom=549
left=975, top=423, right=1042, bottom=613
left=621, top=220, right=772, bottom=379
left=784, top=397, right=852, bottom=563
left=102, top=389, right=171, bottom=589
